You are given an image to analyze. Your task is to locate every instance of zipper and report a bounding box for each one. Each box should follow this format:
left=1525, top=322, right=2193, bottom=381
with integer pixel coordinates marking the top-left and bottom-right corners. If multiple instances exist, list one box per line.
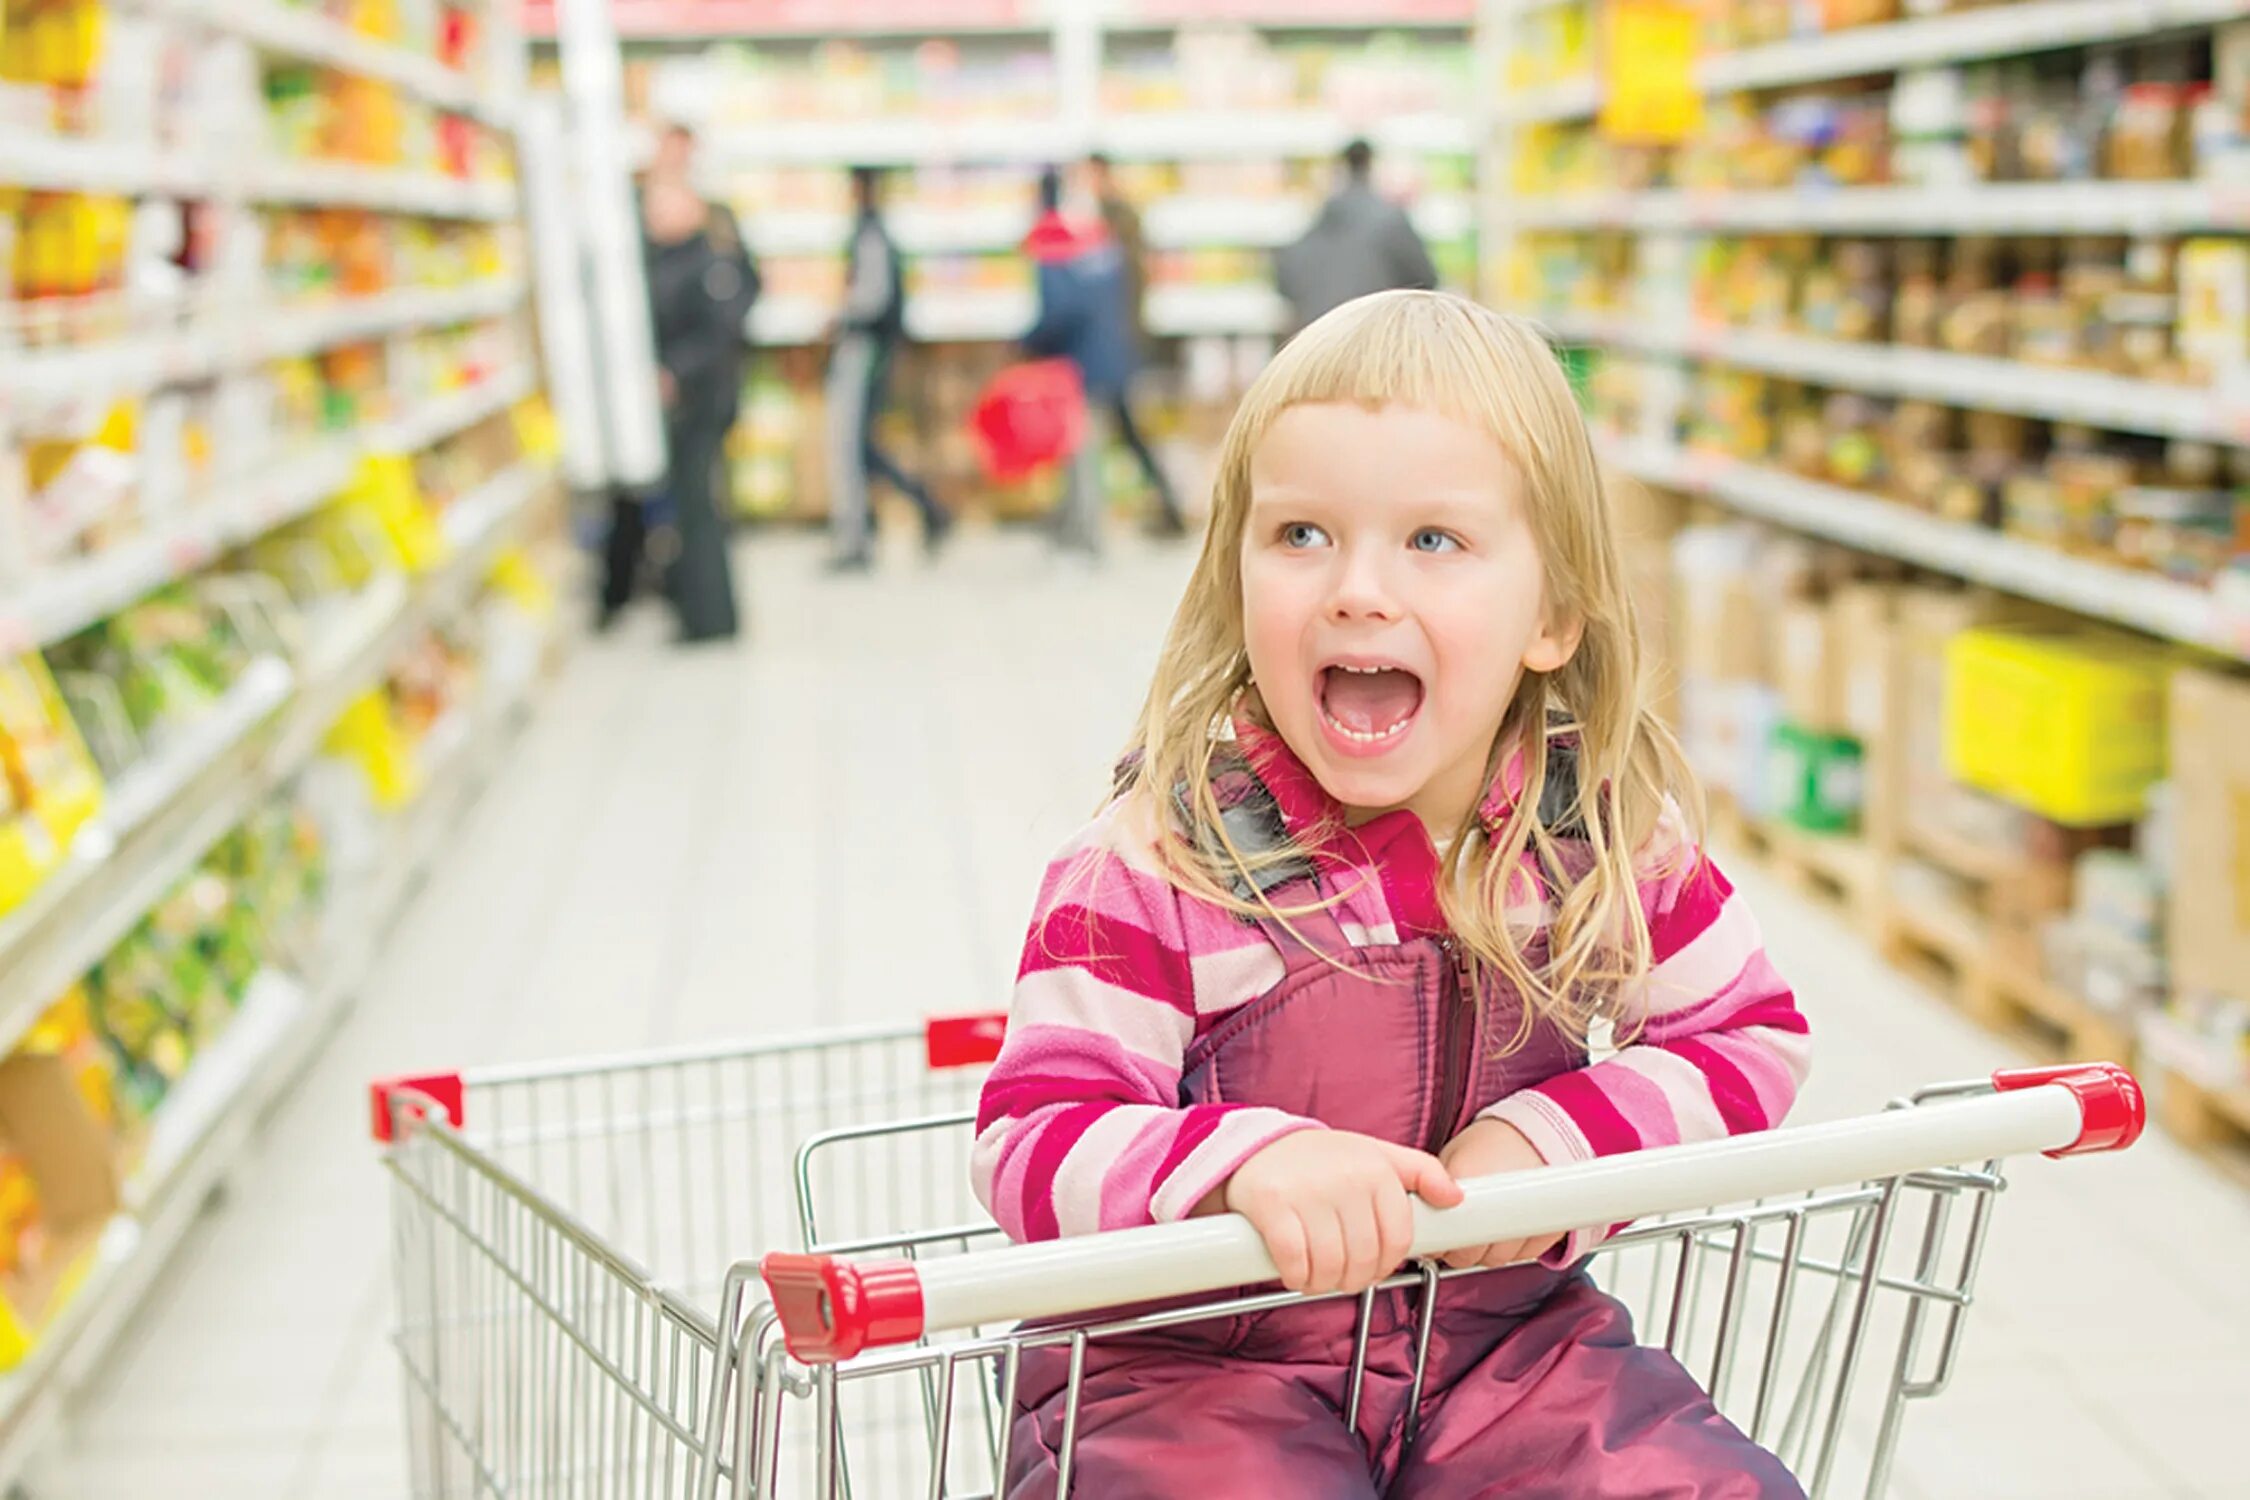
left=1428, top=937, right=1477, bottom=1153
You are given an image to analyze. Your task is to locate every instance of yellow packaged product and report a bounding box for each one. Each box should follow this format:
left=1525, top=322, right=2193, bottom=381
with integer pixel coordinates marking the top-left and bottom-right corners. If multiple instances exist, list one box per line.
left=325, top=689, right=421, bottom=809
left=0, top=652, right=104, bottom=851
left=1943, top=626, right=2172, bottom=825
left=341, top=453, right=448, bottom=574
left=0, top=1048, right=122, bottom=1369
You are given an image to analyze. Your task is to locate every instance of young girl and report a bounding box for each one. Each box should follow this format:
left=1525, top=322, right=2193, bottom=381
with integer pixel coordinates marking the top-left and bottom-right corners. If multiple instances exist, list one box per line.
left=973, top=292, right=1813, bottom=1498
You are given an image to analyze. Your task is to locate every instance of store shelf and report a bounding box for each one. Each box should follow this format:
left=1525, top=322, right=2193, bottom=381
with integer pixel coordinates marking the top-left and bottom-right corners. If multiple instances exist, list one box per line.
left=0, top=656, right=293, bottom=998
left=1601, top=435, right=2242, bottom=656
left=1510, top=180, right=2250, bottom=234
left=244, top=162, right=519, bottom=219
left=150, top=0, right=501, bottom=121
left=0, top=133, right=208, bottom=196
left=1143, top=192, right=1474, bottom=248
left=1545, top=311, right=2250, bottom=444
left=746, top=204, right=1033, bottom=258
left=0, top=550, right=556, bottom=1491
left=905, top=289, right=1034, bottom=343
left=1146, top=283, right=1289, bottom=337
left=749, top=292, right=1031, bottom=345
left=1098, top=110, right=1473, bottom=160
left=0, top=458, right=549, bottom=1062
left=1502, top=0, right=2247, bottom=123
left=125, top=970, right=310, bottom=1214
left=751, top=296, right=830, bottom=347
left=0, top=366, right=538, bottom=650
left=1107, top=1, right=1471, bottom=28
left=263, top=279, right=531, bottom=359
left=0, top=445, right=357, bottom=651
left=0, top=279, right=528, bottom=419
left=522, top=0, right=1053, bottom=41
left=0, top=138, right=517, bottom=216
left=366, top=365, right=540, bottom=455
left=711, top=116, right=1068, bottom=166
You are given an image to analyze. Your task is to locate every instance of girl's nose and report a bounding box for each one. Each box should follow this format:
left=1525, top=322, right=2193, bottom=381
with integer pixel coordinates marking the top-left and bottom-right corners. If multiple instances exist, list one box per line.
left=1325, top=546, right=1399, bottom=623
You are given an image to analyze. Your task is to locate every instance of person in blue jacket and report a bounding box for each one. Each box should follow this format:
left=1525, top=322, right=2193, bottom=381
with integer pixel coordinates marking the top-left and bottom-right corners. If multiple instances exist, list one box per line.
left=1022, top=167, right=1173, bottom=557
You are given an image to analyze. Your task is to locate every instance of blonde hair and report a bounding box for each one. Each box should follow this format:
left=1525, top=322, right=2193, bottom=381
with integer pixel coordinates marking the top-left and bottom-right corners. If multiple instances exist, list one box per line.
left=1119, top=290, right=1701, bottom=1047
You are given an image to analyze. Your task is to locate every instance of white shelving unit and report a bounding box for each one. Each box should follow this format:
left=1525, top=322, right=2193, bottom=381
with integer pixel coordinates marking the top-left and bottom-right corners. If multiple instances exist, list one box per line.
left=0, top=364, right=539, bottom=649
left=145, top=0, right=520, bottom=124
left=0, top=279, right=529, bottom=418
left=650, top=8, right=1478, bottom=346
left=1544, top=311, right=2250, bottom=445
left=1600, top=435, right=2246, bottom=657
left=1484, top=0, right=2250, bottom=657
left=1509, top=181, right=2250, bottom=234
left=1498, top=0, right=2250, bottom=124
left=0, top=6, right=553, bottom=1483
left=0, top=461, right=556, bottom=1486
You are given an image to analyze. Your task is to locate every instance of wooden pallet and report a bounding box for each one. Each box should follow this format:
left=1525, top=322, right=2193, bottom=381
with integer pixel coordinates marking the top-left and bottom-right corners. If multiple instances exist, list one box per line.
left=2151, top=1070, right=2250, bottom=1186
left=1880, top=901, right=2136, bottom=1064
left=2137, top=1015, right=2250, bottom=1181
left=1709, top=800, right=1884, bottom=938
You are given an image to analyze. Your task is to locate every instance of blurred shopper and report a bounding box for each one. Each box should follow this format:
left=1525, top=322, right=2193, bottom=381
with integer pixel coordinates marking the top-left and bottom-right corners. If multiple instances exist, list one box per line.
left=602, top=122, right=757, bottom=644
left=1274, top=138, right=1439, bottom=332
left=1022, top=167, right=1134, bottom=556
left=826, top=165, right=950, bottom=573
left=1084, top=154, right=1186, bottom=538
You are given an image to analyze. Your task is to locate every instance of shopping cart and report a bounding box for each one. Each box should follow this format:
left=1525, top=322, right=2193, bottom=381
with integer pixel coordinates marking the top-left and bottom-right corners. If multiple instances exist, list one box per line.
left=371, top=1017, right=2144, bottom=1499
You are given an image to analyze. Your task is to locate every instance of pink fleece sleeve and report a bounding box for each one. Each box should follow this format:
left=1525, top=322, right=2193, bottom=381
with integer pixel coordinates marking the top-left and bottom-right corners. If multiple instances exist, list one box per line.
left=1478, top=846, right=1812, bottom=1262
left=970, top=810, right=1316, bottom=1243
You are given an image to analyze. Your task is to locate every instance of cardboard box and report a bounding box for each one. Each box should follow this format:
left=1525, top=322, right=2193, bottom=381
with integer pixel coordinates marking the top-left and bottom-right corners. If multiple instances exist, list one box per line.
left=1773, top=598, right=1847, bottom=734
left=2168, top=666, right=2250, bottom=1002
left=1896, top=587, right=2021, bottom=853
left=0, top=1051, right=121, bottom=1369
left=1673, top=528, right=1769, bottom=686
left=1830, top=584, right=1898, bottom=744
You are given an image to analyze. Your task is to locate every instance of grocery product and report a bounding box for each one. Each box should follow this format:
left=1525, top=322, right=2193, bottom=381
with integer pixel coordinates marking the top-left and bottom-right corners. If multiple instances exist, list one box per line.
left=1943, top=625, right=2172, bottom=826
left=2167, top=665, right=2250, bottom=1006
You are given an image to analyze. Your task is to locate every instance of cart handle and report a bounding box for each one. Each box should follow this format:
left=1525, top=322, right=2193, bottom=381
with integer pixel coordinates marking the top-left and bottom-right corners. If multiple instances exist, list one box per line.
left=763, top=1063, right=2140, bottom=1364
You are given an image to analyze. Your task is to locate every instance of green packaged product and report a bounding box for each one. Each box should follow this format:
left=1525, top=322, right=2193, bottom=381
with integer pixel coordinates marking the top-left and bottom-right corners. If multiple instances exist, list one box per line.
left=1766, top=724, right=1867, bottom=835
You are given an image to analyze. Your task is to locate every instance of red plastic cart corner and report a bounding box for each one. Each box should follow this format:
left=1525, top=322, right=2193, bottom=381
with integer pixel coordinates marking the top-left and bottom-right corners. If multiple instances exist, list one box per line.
left=1991, top=1063, right=2145, bottom=1157
left=762, top=1253, right=926, bottom=1364
left=369, top=1073, right=466, bottom=1143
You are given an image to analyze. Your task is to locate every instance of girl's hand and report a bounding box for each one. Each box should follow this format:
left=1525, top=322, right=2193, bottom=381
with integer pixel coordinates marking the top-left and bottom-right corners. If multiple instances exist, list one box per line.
left=1434, top=1118, right=1564, bottom=1271
left=1206, top=1130, right=1466, bottom=1296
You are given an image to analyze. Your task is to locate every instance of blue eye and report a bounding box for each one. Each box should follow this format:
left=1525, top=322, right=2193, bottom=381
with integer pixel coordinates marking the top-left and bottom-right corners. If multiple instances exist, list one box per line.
left=1411, top=528, right=1461, bottom=554
left=1281, top=522, right=1330, bottom=549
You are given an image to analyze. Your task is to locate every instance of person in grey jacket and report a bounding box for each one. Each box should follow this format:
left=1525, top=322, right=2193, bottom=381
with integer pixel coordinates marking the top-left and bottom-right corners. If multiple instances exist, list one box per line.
left=825, top=165, right=950, bottom=572
left=1273, top=139, right=1439, bottom=333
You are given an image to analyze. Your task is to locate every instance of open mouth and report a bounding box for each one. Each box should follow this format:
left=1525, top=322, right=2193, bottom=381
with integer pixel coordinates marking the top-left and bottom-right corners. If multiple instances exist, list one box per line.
left=1317, top=662, right=1425, bottom=748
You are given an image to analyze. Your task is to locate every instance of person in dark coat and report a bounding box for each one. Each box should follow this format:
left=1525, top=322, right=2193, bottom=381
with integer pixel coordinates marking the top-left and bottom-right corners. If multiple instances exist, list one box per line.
left=825, top=165, right=950, bottom=572
left=1274, top=138, right=1439, bottom=334
left=1085, top=154, right=1186, bottom=537
left=1022, top=168, right=1138, bottom=557
left=602, top=123, right=758, bottom=642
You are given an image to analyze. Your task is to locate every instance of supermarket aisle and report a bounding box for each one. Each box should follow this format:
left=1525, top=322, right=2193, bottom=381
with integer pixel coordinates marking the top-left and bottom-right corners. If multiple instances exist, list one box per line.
left=37, top=529, right=2250, bottom=1500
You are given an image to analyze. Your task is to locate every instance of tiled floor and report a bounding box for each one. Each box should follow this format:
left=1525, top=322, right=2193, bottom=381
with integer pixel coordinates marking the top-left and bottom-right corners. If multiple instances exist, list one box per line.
left=34, top=529, right=2250, bottom=1498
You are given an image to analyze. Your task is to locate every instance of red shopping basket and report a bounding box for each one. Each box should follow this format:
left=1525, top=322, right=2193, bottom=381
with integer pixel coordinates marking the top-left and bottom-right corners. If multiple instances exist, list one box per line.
left=968, top=358, right=1086, bottom=481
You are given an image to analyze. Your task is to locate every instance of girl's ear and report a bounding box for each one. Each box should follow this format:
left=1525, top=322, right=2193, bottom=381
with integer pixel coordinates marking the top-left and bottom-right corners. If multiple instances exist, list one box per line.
left=1521, top=606, right=1584, bottom=674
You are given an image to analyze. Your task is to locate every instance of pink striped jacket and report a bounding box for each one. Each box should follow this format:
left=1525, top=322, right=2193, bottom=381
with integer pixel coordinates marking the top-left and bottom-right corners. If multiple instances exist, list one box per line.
left=971, top=728, right=1812, bottom=1248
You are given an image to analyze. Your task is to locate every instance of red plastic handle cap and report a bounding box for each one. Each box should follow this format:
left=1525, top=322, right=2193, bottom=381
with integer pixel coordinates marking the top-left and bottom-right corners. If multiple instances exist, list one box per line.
left=1991, top=1062, right=2146, bottom=1157
left=926, top=1012, right=1008, bottom=1070
left=369, top=1073, right=465, bottom=1143
left=761, top=1253, right=926, bottom=1365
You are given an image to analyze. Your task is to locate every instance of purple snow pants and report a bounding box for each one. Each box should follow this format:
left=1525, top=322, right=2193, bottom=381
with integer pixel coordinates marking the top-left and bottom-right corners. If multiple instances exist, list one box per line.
left=1003, top=897, right=1804, bottom=1498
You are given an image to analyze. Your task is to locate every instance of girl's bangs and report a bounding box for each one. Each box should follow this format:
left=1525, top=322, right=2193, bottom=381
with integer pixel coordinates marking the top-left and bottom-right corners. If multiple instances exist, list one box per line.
left=1232, top=294, right=1562, bottom=483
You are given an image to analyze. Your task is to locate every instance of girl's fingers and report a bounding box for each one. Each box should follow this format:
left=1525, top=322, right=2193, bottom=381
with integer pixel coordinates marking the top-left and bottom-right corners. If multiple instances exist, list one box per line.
left=1261, top=1206, right=1310, bottom=1292
left=1373, top=1178, right=1415, bottom=1279
left=1384, top=1143, right=1464, bottom=1209
left=1303, top=1204, right=1347, bottom=1295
